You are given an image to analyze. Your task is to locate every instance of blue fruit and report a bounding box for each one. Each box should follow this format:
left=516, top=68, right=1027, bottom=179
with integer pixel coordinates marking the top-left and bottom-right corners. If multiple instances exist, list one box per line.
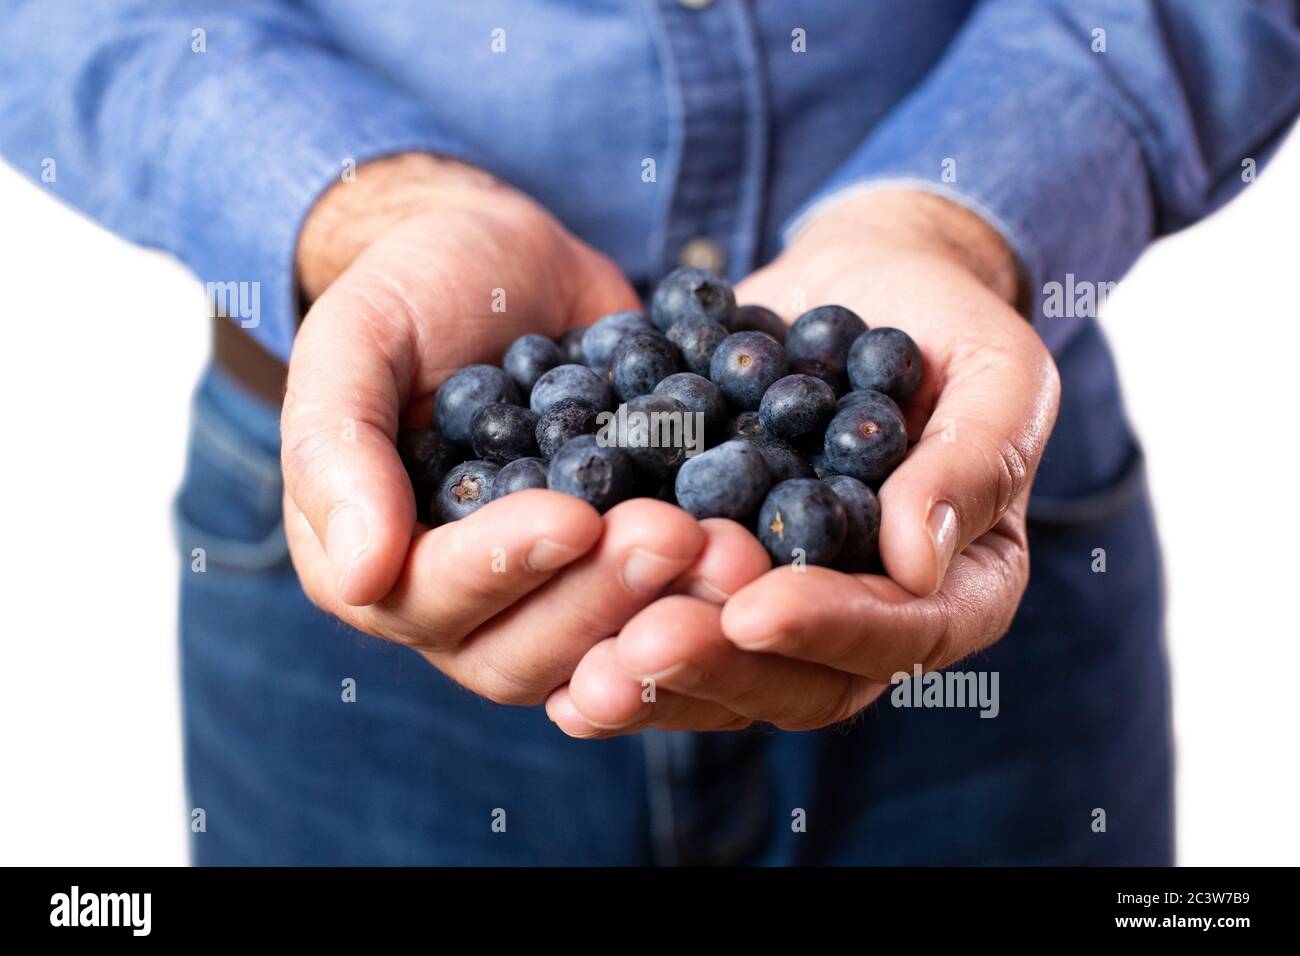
left=732, top=303, right=786, bottom=343
left=654, top=372, right=727, bottom=445
left=823, top=475, right=882, bottom=572
left=530, top=363, right=611, bottom=415
left=789, top=358, right=843, bottom=395
left=809, top=449, right=838, bottom=479
left=433, top=460, right=500, bottom=524
left=709, top=331, right=789, bottom=410
left=581, top=310, right=651, bottom=368
left=556, top=326, right=587, bottom=365
left=535, top=397, right=600, bottom=459
left=674, top=440, right=771, bottom=520
left=758, top=479, right=847, bottom=567
left=666, top=316, right=729, bottom=377
left=786, top=305, right=867, bottom=377
left=607, top=393, right=691, bottom=482
left=503, top=333, right=563, bottom=396
left=758, top=373, right=837, bottom=440
left=493, top=457, right=549, bottom=498
left=651, top=267, right=736, bottom=331
left=837, top=387, right=906, bottom=423
left=727, top=410, right=769, bottom=442
left=434, top=365, right=520, bottom=446
left=470, top=403, right=540, bottom=464
left=847, top=327, right=923, bottom=401
left=752, top=439, right=814, bottom=483
left=546, top=435, right=636, bottom=512
left=610, top=329, right=680, bottom=401
left=396, top=427, right=458, bottom=522
left=823, top=402, right=908, bottom=483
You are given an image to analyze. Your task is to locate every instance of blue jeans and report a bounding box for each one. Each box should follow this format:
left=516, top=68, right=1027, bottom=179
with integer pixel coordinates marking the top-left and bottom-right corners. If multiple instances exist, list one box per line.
left=176, top=349, right=1173, bottom=865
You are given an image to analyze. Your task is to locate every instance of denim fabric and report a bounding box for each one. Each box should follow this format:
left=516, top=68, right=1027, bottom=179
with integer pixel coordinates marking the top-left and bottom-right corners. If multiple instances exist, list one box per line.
left=176, top=356, right=1171, bottom=865
left=1, top=2, right=1297, bottom=360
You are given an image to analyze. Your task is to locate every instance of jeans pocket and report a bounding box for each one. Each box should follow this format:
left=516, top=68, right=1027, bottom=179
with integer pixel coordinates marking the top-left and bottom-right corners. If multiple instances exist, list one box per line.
left=174, top=370, right=288, bottom=572
left=1026, top=440, right=1148, bottom=528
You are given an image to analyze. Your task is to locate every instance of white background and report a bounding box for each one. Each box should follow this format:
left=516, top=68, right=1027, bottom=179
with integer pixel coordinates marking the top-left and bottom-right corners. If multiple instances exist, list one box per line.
left=1, top=132, right=1297, bottom=867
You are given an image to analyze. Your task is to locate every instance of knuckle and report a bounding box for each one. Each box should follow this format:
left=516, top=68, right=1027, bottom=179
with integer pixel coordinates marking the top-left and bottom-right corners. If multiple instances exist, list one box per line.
left=774, top=680, right=861, bottom=732
left=468, top=654, right=548, bottom=707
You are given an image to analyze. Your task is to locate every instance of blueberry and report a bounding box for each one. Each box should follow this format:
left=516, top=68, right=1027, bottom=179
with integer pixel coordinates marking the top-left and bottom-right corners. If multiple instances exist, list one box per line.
left=727, top=410, right=769, bottom=442
left=732, top=304, right=786, bottom=343
left=470, top=402, right=540, bottom=464
left=789, top=358, right=843, bottom=395
left=846, top=327, right=923, bottom=401
left=581, top=311, right=651, bottom=368
left=810, top=449, right=838, bottom=479
left=786, top=305, right=867, bottom=377
left=752, top=439, right=815, bottom=483
left=434, top=365, right=520, bottom=446
left=674, top=440, right=771, bottom=520
left=492, top=457, right=549, bottom=498
left=666, top=316, right=729, bottom=377
left=837, top=388, right=906, bottom=424
left=503, top=334, right=563, bottom=396
left=654, top=372, right=727, bottom=445
left=651, top=267, right=736, bottom=331
left=433, top=460, right=500, bottom=524
left=606, top=393, right=692, bottom=482
left=758, top=373, right=837, bottom=440
left=823, top=475, right=881, bottom=572
left=396, top=427, right=458, bottom=521
left=823, top=402, right=908, bottom=483
left=757, top=479, right=847, bottom=567
left=535, top=397, right=601, bottom=459
left=546, top=434, right=635, bottom=513
left=530, top=363, right=611, bottom=415
left=610, top=329, right=680, bottom=401
left=556, top=326, right=587, bottom=365
left=709, top=331, right=789, bottom=410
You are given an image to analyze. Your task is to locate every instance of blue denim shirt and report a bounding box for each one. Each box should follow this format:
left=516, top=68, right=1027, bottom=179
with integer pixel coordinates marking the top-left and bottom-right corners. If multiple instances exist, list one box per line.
left=1, top=1, right=1298, bottom=495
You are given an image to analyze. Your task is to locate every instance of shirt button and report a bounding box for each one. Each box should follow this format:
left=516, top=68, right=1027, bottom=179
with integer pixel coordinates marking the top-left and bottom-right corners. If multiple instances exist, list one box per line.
left=677, top=0, right=714, bottom=8
left=678, top=237, right=725, bottom=273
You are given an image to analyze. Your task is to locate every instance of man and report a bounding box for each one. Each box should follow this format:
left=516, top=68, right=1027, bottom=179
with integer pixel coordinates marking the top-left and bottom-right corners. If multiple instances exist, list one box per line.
left=2, top=1, right=1297, bottom=865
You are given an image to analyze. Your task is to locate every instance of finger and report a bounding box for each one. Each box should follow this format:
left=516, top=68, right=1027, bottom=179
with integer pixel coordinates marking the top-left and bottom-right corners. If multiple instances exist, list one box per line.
left=284, top=488, right=604, bottom=649
left=721, top=506, right=1030, bottom=680
left=615, top=596, right=882, bottom=730
left=281, top=283, right=415, bottom=606
left=666, top=517, right=772, bottom=605
left=548, top=641, right=747, bottom=737
left=879, top=328, right=1058, bottom=596
left=439, top=499, right=706, bottom=705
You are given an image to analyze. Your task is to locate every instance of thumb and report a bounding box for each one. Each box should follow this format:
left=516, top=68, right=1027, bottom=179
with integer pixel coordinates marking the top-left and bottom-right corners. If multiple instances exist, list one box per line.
left=281, top=281, right=415, bottom=606
left=878, top=339, right=1059, bottom=596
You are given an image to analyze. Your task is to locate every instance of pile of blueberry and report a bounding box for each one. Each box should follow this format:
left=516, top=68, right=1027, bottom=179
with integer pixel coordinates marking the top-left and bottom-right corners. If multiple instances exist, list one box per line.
left=398, top=268, right=921, bottom=571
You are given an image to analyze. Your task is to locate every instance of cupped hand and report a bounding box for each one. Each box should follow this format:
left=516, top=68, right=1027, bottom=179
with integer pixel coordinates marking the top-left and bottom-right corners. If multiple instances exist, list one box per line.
left=551, top=189, right=1060, bottom=736
left=280, top=154, right=750, bottom=704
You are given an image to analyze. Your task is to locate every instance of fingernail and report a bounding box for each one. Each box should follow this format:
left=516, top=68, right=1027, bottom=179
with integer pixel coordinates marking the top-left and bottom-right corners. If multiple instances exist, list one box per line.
left=686, top=578, right=730, bottom=605
left=326, top=505, right=371, bottom=598
left=526, top=537, right=584, bottom=573
left=622, top=548, right=693, bottom=595
left=927, top=502, right=959, bottom=588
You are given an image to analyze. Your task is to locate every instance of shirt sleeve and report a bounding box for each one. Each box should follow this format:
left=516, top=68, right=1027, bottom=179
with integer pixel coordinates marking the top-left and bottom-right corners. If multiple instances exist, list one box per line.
left=0, top=1, right=482, bottom=361
left=783, top=0, right=1300, bottom=351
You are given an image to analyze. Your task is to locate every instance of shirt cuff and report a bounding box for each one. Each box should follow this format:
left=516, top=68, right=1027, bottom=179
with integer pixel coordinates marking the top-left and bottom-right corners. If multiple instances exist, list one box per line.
left=164, top=50, right=482, bottom=362
left=780, top=36, right=1153, bottom=354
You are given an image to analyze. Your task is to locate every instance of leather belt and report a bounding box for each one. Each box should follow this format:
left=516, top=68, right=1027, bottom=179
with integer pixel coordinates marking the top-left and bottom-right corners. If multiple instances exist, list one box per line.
left=212, top=316, right=288, bottom=407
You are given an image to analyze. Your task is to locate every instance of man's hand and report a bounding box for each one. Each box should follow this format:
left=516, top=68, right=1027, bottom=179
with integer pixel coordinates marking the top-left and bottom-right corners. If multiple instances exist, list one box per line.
left=548, top=189, right=1060, bottom=736
left=280, top=153, right=758, bottom=704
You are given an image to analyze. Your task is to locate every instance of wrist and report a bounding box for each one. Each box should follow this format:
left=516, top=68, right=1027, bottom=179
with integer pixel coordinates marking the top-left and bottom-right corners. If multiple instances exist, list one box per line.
left=295, top=152, right=505, bottom=303
left=788, top=188, right=1023, bottom=308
